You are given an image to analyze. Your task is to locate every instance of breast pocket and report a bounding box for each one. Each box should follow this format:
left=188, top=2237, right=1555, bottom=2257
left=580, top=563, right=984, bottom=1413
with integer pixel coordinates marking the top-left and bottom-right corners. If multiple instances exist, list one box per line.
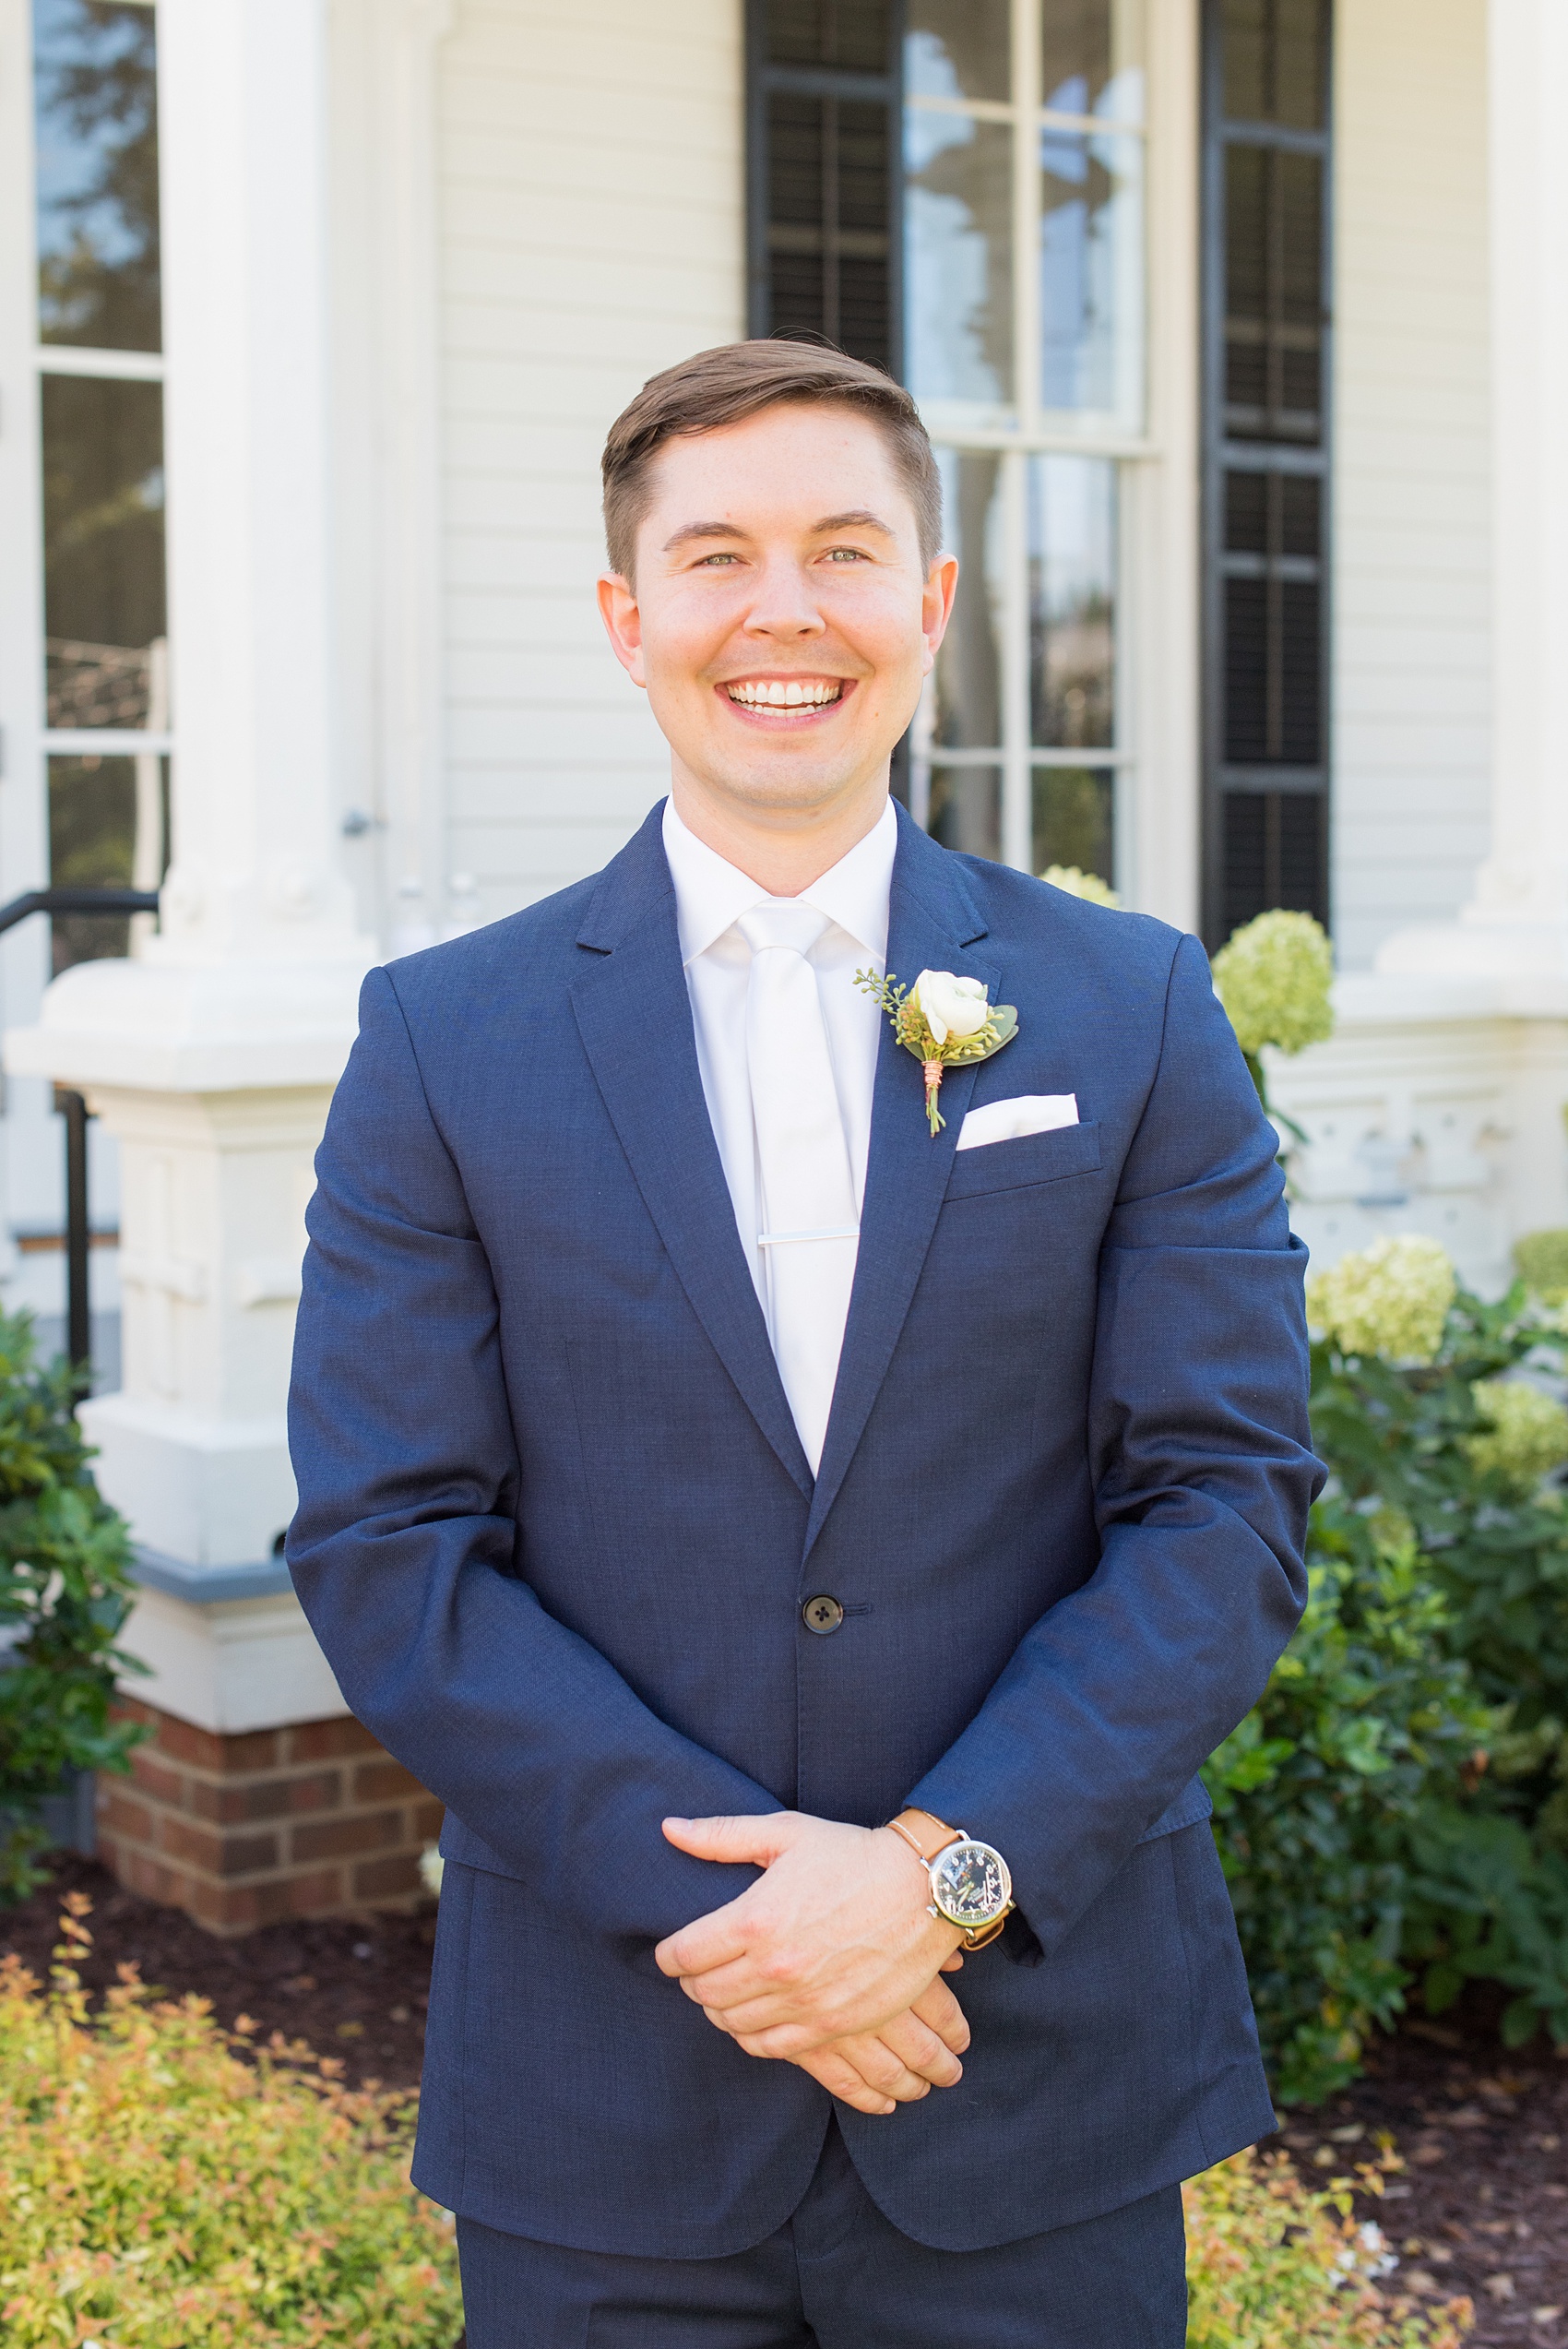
left=944, top=1117, right=1103, bottom=1201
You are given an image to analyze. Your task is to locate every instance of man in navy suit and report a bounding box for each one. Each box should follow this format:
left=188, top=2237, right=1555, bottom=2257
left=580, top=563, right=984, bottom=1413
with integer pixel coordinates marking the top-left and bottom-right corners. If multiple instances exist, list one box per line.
left=288, top=340, right=1320, bottom=2346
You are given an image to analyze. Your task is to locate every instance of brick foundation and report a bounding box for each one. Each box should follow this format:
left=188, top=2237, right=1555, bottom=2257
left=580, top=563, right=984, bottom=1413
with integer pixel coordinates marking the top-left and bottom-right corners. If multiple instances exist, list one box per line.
left=98, top=1697, right=444, bottom=1935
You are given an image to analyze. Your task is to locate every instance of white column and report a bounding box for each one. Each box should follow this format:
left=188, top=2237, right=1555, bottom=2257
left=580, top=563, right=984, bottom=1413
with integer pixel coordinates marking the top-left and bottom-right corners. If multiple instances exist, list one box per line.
left=1379, top=0, right=1568, bottom=984
left=4, top=0, right=393, bottom=1723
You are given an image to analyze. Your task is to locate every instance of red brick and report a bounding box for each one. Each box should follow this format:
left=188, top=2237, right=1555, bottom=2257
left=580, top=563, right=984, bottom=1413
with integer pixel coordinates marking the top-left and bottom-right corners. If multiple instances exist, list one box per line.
left=111, top=1695, right=159, bottom=1731
left=291, top=1809, right=402, bottom=1864
left=99, top=1789, right=154, bottom=1846
left=351, top=1758, right=424, bottom=1803
left=156, top=1814, right=223, bottom=1873
left=353, top=1853, right=422, bottom=1902
left=121, top=1847, right=193, bottom=1908
left=413, top=1799, right=445, bottom=1842
left=286, top=1867, right=350, bottom=1919
left=188, top=1769, right=343, bottom=1825
left=128, top=1748, right=187, bottom=1808
left=286, top=1717, right=381, bottom=1764
left=144, top=1714, right=230, bottom=1773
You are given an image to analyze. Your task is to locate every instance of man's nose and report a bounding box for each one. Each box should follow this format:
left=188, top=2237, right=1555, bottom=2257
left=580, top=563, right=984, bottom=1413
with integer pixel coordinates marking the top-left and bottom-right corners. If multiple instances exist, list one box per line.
left=742, top=558, right=826, bottom=638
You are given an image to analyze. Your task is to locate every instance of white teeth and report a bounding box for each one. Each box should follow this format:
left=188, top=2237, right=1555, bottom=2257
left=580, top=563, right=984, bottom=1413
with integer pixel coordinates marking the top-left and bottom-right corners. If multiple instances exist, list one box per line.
left=726, top=679, right=842, bottom=709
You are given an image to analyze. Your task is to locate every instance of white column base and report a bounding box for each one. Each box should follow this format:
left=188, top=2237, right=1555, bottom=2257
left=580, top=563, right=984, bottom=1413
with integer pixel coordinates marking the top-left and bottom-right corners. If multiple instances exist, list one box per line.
left=80, top=1393, right=294, bottom=1568
left=120, top=1577, right=348, bottom=1735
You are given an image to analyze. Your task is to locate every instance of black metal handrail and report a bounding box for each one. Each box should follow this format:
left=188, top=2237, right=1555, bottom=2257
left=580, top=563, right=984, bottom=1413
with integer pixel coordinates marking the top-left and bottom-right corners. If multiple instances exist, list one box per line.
left=0, top=885, right=159, bottom=938
left=0, top=886, right=160, bottom=1367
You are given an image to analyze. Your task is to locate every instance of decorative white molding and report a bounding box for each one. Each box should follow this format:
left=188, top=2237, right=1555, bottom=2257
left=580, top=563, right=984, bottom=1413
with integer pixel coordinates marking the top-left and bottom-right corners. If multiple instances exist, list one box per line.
left=119, top=1581, right=348, bottom=1736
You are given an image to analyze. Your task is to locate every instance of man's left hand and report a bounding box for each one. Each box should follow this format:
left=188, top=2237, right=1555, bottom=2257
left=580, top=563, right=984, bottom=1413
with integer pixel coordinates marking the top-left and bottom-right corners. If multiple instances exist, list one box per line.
left=655, top=1811, right=964, bottom=2057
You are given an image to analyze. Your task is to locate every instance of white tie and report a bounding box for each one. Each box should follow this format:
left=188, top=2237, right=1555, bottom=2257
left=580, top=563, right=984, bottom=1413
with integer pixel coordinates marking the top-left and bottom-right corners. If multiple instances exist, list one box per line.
left=737, top=902, right=860, bottom=1473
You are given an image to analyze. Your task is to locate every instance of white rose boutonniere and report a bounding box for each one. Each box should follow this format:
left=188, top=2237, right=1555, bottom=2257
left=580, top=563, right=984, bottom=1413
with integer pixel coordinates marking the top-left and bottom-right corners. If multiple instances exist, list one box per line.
left=855, top=965, right=1018, bottom=1136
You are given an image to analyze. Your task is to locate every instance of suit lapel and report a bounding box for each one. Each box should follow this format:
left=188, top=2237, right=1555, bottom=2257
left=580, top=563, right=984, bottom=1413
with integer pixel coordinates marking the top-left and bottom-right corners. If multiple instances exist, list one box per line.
left=804, top=810, right=996, bottom=1555
left=569, top=808, right=814, bottom=1498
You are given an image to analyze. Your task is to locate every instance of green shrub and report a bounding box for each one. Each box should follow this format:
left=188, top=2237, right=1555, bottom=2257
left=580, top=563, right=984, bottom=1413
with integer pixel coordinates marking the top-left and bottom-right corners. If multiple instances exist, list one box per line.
left=1213, top=1245, right=1568, bottom=2097
left=0, top=1895, right=463, bottom=2346
left=1204, top=1501, right=1490, bottom=2104
left=0, top=1308, right=146, bottom=1900
left=1184, top=2148, right=1472, bottom=2345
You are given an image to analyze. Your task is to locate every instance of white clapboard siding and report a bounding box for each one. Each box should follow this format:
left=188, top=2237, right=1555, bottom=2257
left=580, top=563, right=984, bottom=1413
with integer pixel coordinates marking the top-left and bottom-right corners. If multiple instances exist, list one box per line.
left=437, top=0, right=743, bottom=916
left=1332, top=0, right=1491, bottom=972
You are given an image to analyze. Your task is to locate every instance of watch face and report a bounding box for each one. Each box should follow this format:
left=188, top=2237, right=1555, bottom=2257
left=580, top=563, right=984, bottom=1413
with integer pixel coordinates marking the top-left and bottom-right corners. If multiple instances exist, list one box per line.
left=931, top=1840, right=1012, bottom=1929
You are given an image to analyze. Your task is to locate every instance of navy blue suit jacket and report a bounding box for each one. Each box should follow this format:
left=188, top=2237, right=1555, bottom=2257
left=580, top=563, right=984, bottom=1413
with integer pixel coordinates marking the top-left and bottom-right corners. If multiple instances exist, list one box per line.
left=287, top=802, right=1320, bottom=2257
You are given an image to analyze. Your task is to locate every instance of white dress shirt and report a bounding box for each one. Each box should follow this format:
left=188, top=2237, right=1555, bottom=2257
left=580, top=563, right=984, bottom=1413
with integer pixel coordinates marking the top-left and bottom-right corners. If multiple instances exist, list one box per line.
left=661, top=796, right=897, bottom=1341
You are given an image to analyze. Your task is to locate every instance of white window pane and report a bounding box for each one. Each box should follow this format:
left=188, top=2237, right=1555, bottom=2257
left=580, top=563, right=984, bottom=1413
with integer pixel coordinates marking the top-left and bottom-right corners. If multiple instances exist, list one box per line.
left=930, top=766, right=1003, bottom=862
left=1033, top=768, right=1115, bottom=884
left=34, top=0, right=161, bottom=352
left=906, top=111, right=1015, bottom=422
left=906, top=1, right=1011, bottom=102
left=1041, top=0, right=1146, bottom=125
left=1039, top=127, right=1144, bottom=427
left=1028, top=454, right=1116, bottom=748
left=933, top=450, right=1005, bottom=750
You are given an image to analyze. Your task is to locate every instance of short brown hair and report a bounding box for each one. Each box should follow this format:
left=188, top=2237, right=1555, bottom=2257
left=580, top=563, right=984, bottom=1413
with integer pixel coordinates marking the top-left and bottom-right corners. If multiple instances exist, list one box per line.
left=601, top=340, right=943, bottom=581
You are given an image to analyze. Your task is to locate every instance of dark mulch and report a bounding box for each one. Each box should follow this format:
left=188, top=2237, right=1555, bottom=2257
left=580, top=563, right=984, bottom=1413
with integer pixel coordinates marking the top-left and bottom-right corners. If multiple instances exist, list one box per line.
left=1265, top=1990, right=1568, bottom=2343
left=0, top=1851, right=435, bottom=2092
left=8, top=1855, right=1568, bottom=2340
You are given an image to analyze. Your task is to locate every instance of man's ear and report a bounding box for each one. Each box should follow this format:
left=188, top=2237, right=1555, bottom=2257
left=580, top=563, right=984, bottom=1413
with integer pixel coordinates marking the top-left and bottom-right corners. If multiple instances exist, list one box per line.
left=598, top=571, right=647, bottom=688
left=921, top=552, right=960, bottom=674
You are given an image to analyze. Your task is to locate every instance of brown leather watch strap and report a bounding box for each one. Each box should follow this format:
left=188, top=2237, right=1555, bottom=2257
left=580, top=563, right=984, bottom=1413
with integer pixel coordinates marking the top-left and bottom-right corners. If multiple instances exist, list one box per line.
left=886, top=1807, right=1014, bottom=1950
left=885, top=1806, right=964, bottom=1865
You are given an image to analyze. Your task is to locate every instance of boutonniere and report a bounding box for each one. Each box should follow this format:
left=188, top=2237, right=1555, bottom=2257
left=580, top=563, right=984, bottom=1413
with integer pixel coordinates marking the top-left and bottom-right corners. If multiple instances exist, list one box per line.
left=855, top=967, right=1018, bottom=1136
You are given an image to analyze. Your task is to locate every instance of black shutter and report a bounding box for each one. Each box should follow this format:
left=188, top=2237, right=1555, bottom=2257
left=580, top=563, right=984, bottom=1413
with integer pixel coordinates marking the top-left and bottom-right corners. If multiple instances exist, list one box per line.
left=745, top=1, right=904, bottom=377
left=1201, top=0, right=1332, bottom=948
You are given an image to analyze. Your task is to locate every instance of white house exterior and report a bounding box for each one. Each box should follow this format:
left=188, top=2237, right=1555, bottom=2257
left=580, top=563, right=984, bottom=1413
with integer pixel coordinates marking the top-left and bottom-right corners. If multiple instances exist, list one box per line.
left=0, top=0, right=1563, bottom=1925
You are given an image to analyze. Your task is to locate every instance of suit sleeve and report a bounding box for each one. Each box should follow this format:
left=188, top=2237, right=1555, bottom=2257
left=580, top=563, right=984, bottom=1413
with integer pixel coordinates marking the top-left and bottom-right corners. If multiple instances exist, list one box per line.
left=905, top=929, right=1321, bottom=1954
left=286, top=966, right=773, bottom=1944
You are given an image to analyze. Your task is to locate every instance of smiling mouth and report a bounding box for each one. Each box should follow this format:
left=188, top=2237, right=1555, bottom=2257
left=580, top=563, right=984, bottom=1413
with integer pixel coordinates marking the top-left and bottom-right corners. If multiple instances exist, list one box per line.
left=723, top=677, right=847, bottom=711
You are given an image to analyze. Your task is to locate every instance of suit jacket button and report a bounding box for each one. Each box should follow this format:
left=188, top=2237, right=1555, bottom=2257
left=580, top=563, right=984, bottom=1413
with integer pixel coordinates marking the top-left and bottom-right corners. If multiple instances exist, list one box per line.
left=802, top=1594, right=845, bottom=1635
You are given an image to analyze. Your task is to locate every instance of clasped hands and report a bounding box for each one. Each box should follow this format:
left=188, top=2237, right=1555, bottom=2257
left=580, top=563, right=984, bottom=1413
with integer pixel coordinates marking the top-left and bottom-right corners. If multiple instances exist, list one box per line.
left=655, top=1812, right=968, bottom=2118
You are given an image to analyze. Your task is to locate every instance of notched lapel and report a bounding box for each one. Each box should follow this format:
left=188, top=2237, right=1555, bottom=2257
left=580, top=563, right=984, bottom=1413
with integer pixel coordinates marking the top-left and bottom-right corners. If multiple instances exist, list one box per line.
left=569, top=816, right=813, bottom=1499
left=805, top=816, right=998, bottom=1552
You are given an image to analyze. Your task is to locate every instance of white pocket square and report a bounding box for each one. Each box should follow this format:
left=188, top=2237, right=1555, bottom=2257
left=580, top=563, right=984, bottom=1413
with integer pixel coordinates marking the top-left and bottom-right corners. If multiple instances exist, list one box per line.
left=956, top=1094, right=1079, bottom=1151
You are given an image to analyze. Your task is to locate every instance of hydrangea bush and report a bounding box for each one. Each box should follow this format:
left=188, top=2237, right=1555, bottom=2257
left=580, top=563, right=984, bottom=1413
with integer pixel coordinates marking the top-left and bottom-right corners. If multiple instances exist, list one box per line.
left=1214, top=1236, right=1568, bottom=2097
left=1039, top=864, right=1121, bottom=907
left=1305, top=1237, right=1457, bottom=1368
left=0, top=1897, right=463, bottom=2347
left=1210, top=910, right=1335, bottom=1086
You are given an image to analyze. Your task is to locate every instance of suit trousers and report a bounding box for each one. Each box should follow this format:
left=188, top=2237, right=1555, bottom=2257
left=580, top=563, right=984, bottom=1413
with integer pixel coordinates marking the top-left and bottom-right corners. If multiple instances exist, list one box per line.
left=455, top=2118, right=1188, bottom=2348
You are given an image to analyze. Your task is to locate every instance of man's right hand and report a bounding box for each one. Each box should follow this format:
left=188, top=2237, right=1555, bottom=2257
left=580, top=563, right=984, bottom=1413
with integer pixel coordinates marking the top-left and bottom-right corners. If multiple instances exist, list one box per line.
left=778, top=1973, right=970, bottom=2116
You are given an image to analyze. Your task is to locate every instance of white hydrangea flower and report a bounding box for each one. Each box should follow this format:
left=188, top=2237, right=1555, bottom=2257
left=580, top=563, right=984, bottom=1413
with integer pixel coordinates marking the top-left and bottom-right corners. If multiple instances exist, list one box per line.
left=1210, top=909, right=1334, bottom=1058
left=420, top=1843, right=445, bottom=1899
left=1040, top=864, right=1120, bottom=908
left=1466, top=1378, right=1568, bottom=1486
left=1305, top=1234, right=1456, bottom=1365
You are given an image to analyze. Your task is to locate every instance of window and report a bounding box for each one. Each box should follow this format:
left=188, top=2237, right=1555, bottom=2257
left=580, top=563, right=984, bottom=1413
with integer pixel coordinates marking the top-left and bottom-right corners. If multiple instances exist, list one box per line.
left=746, top=1, right=902, bottom=374
left=748, top=0, right=1146, bottom=888
left=1201, top=0, right=1330, bottom=946
left=32, top=0, right=168, bottom=972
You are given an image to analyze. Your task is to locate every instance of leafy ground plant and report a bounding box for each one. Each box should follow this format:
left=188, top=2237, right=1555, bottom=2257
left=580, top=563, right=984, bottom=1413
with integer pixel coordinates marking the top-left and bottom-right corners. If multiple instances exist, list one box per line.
left=0, top=1307, right=146, bottom=1899
left=1210, top=1233, right=1568, bottom=2100
left=1184, top=2148, right=1472, bottom=2346
left=0, top=1895, right=463, bottom=2347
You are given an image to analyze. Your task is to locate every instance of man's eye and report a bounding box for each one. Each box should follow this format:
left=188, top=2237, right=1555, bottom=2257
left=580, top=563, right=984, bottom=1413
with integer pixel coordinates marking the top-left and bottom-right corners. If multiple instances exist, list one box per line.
left=696, top=552, right=740, bottom=566
left=824, top=547, right=867, bottom=562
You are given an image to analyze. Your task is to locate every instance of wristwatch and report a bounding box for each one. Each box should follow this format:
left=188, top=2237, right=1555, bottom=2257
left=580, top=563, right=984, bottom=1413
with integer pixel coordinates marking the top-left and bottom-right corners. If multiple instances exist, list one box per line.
left=886, top=1806, right=1015, bottom=1950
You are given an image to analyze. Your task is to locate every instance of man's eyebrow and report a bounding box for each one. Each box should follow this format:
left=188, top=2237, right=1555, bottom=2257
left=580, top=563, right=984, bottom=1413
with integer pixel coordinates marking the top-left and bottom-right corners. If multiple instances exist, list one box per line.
left=813, top=508, right=896, bottom=536
left=661, top=520, right=749, bottom=552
